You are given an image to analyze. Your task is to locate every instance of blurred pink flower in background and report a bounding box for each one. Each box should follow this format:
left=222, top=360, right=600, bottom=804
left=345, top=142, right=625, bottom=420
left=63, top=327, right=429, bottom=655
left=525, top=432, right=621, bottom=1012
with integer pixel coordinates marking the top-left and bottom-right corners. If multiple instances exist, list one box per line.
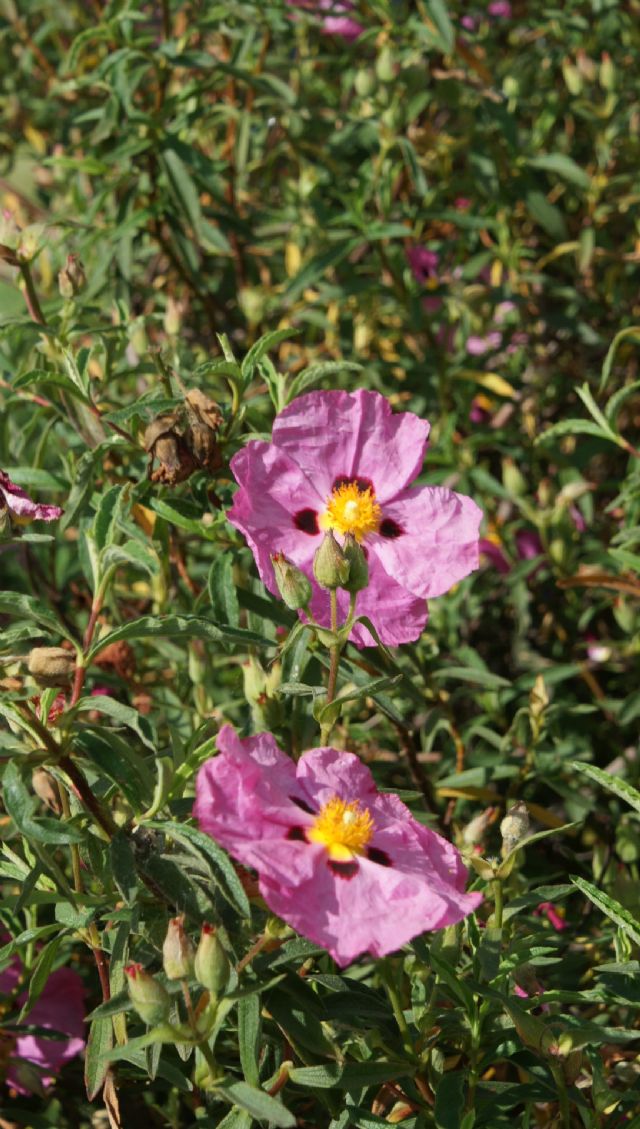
left=195, top=726, right=482, bottom=966
left=0, top=951, right=85, bottom=1094
left=288, top=1, right=364, bottom=40
left=406, top=246, right=439, bottom=285
left=488, top=1, right=512, bottom=17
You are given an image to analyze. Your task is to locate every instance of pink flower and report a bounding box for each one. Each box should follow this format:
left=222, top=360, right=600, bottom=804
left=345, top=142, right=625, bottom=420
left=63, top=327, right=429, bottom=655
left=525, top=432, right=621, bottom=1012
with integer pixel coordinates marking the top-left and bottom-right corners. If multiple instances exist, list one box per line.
left=194, top=726, right=482, bottom=966
left=0, top=955, right=85, bottom=1094
left=228, top=390, right=482, bottom=647
left=488, top=1, right=512, bottom=16
left=534, top=902, right=566, bottom=932
left=0, top=470, right=62, bottom=524
left=466, top=331, right=503, bottom=356
left=406, top=246, right=439, bottom=285
left=288, top=1, right=364, bottom=40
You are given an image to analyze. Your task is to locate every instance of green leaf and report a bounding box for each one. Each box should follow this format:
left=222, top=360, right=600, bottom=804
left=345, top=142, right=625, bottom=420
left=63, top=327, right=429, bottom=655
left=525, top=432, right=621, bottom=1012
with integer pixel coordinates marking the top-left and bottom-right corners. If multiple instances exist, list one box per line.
left=76, top=694, right=156, bottom=750
left=86, top=614, right=272, bottom=664
left=17, top=934, right=64, bottom=1022
left=93, top=484, right=129, bottom=553
left=13, top=368, right=91, bottom=401
left=241, top=328, right=299, bottom=382
left=435, top=1071, right=467, bottom=1129
left=0, top=591, right=77, bottom=645
left=527, top=153, right=591, bottom=189
left=288, top=1061, right=407, bottom=1091
left=161, top=146, right=203, bottom=234
left=238, top=993, right=261, bottom=1087
left=149, top=821, right=250, bottom=917
left=287, top=361, right=363, bottom=404
left=110, top=831, right=138, bottom=904
left=535, top=418, right=614, bottom=445
left=423, top=0, right=454, bottom=52
left=208, top=557, right=240, bottom=629
left=431, top=666, right=511, bottom=689
left=572, top=761, right=640, bottom=816
left=599, top=326, right=640, bottom=392
left=217, top=1080, right=296, bottom=1128
left=572, top=876, right=640, bottom=946
left=85, top=1015, right=114, bottom=1101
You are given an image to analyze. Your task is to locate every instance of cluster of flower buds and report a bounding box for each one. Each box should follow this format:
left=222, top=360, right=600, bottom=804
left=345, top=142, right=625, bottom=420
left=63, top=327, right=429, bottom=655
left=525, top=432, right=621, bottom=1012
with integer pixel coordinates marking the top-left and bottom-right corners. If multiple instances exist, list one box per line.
left=125, top=921, right=231, bottom=1030
left=144, top=389, right=223, bottom=486
left=313, top=531, right=369, bottom=593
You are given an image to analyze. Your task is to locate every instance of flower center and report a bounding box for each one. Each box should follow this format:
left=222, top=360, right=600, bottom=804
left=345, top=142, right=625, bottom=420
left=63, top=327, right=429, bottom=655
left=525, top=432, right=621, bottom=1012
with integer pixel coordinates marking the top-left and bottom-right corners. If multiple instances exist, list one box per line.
left=307, top=796, right=374, bottom=861
left=319, top=482, right=381, bottom=542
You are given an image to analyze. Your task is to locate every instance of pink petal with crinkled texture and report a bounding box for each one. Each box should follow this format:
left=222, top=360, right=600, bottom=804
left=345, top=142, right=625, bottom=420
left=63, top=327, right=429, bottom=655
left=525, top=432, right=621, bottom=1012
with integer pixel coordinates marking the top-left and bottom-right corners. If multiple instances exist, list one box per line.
left=0, top=471, right=62, bottom=522
left=8, top=967, right=85, bottom=1093
left=271, top=390, right=430, bottom=504
left=372, top=486, right=482, bottom=599
left=259, top=852, right=480, bottom=966
left=194, top=725, right=300, bottom=850
left=228, top=441, right=322, bottom=590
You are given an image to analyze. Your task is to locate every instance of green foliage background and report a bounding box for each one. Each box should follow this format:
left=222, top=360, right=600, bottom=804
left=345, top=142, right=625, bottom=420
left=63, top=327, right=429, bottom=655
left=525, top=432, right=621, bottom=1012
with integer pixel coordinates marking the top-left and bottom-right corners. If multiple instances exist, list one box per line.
left=1, top=0, right=640, bottom=1125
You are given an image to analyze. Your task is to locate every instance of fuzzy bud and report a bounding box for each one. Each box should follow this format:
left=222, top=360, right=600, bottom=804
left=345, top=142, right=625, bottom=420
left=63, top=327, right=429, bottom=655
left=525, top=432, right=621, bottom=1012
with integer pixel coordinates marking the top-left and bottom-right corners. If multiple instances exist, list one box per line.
left=313, top=531, right=350, bottom=591
left=162, top=915, right=195, bottom=981
left=500, top=801, right=530, bottom=857
left=271, top=552, right=312, bottom=610
left=27, top=646, right=75, bottom=688
left=194, top=924, right=230, bottom=997
left=58, top=253, right=86, bottom=299
left=124, top=963, right=171, bottom=1026
left=341, top=534, right=369, bottom=593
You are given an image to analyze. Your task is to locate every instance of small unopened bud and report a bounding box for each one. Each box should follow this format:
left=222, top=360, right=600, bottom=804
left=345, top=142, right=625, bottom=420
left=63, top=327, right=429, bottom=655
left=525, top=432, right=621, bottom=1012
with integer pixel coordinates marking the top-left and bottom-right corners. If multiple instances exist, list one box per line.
left=194, top=924, right=230, bottom=997
left=502, top=457, right=527, bottom=497
left=17, top=223, right=45, bottom=263
left=500, top=801, right=530, bottom=856
left=162, top=915, right=195, bottom=980
left=32, top=768, right=62, bottom=813
left=27, top=646, right=75, bottom=688
left=124, top=963, right=171, bottom=1026
left=58, top=253, right=86, bottom=298
left=341, top=534, right=369, bottom=593
left=313, top=531, right=350, bottom=590
left=529, top=674, right=549, bottom=740
left=271, top=552, right=312, bottom=610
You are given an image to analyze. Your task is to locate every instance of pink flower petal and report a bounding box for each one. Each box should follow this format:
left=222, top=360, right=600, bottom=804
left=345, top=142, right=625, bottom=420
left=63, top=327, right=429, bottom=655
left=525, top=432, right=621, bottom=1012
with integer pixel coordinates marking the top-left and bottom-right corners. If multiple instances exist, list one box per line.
left=0, top=470, right=62, bottom=523
left=269, top=390, right=430, bottom=505
left=5, top=967, right=85, bottom=1093
left=372, top=486, right=482, bottom=599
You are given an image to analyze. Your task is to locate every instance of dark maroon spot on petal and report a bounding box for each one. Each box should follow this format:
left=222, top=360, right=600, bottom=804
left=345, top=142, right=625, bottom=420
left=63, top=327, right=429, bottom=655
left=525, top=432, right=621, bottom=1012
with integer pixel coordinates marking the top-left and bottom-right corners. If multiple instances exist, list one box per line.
left=289, top=794, right=316, bottom=814
left=286, top=826, right=307, bottom=842
left=293, top=508, right=319, bottom=535
left=367, top=846, right=391, bottom=866
left=332, top=475, right=375, bottom=494
left=328, top=859, right=359, bottom=879
left=380, top=517, right=404, bottom=539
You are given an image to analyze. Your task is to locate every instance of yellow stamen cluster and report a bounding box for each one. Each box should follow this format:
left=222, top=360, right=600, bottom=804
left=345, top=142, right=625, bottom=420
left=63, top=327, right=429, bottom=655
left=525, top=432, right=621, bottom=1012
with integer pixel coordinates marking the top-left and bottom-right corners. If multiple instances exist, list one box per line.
left=308, top=796, right=374, bottom=861
left=319, top=482, right=381, bottom=542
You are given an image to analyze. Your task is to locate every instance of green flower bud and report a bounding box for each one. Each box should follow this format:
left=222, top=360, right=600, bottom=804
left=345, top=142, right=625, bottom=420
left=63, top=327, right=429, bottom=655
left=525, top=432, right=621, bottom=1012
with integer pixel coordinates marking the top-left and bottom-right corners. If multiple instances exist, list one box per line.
left=341, top=534, right=369, bottom=593
left=162, top=915, right=195, bottom=980
left=271, top=551, right=312, bottom=610
left=313, top=531, right=350, bottom=591
left=194, top=924, right=230, bottom=997
left=125, top=963, right=171, bottom=1026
